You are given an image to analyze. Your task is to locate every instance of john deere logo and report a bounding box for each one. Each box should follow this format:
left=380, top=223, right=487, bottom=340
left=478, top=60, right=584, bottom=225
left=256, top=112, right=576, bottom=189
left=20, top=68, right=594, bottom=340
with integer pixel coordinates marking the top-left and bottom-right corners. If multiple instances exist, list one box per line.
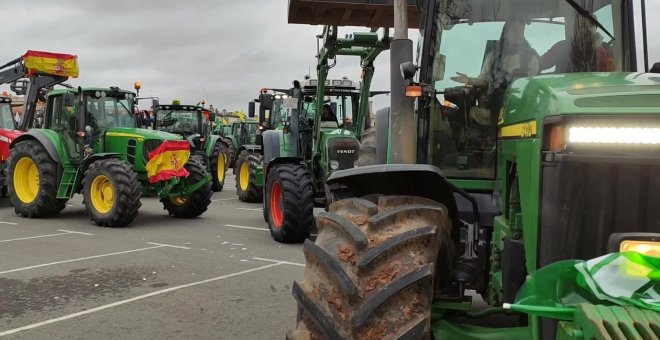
left=337, top=149, right=355, bottom=154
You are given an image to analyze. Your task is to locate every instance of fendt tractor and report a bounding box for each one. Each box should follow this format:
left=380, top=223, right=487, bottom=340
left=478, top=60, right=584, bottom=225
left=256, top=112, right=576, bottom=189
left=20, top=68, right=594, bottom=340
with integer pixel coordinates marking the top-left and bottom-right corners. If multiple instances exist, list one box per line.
left=8, top=85, right=213, bottom=227
left=0, top=51, right=79, bottom=195
left=150, top=100, right=227, bottom=192
left=287, top=0, right=659, bottom=339
left=261, top=26, right=390, bottom=243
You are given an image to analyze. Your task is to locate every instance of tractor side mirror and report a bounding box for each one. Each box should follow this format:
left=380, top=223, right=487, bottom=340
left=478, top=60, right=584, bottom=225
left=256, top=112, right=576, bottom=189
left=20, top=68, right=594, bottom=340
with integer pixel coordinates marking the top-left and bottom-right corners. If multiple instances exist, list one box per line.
left=248, top=101, right=256, bottom=118
left=258, top=94, right=273, bottom=110
left=63, top=93, right=76, bottom=107
left=651, top=62, right=660, bottom=73
left=152, top=98, right=159, bottom=110
left=400, top=62, right=418, bottom=80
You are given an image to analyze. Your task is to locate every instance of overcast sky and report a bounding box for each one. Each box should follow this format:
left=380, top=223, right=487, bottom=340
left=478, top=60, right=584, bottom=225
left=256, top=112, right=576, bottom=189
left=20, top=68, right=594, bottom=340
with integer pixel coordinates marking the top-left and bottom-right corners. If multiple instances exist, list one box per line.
left=1, top=0, right=657, bottom=113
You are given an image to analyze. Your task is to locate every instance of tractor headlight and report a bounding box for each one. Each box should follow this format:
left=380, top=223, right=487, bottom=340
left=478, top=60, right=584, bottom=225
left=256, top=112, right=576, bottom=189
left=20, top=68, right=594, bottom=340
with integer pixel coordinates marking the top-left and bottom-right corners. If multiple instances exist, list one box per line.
left=568, top=127, right=660, bottom=144
left=332, top=80, right=342, bottom=86
left=608, top=233, right=660, bottom=257
left=329, top=160, right=339, bottom=170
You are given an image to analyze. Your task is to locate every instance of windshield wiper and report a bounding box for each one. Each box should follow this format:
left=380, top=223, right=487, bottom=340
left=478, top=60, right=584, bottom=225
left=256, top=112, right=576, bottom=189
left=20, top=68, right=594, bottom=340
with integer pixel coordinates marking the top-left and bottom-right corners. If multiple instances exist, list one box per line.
left=563, top=0, right=615, bottom=41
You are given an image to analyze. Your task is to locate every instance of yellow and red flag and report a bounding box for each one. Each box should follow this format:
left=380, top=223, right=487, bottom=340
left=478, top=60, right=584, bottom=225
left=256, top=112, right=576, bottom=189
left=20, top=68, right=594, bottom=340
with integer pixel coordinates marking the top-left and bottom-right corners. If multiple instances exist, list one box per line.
left=145, top=140, right=190, bottom=184
left=22, top=50, right=79, bottom=78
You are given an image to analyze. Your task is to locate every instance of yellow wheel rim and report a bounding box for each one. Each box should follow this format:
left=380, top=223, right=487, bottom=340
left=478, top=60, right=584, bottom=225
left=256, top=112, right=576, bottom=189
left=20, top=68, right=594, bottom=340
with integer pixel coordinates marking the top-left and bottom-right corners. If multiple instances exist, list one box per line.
left=170, top=196, right=188, bottom=206
left=217, top=153, right=225, bottom=182
left=90, top=175, right=114, bottom=214
left=14, top=157, right=39, bottom=204
left=239, top=162, right=249, bottom=191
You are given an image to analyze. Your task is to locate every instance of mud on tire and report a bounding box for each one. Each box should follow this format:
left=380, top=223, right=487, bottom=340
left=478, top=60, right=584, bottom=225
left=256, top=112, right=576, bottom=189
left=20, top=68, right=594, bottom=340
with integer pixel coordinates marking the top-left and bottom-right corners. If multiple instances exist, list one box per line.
left=210, top=142, right=226, bottom=192
left=235, top=150, right=263, bottom=203
left=288, top=195, right=452, bottom=339
left=161, top=155, right=213, bottom=218
left=8, top=140, right=67, bottom=218
left=82, top=158, right=141, bottom=227
left=265, top=164, right=314, bottom=243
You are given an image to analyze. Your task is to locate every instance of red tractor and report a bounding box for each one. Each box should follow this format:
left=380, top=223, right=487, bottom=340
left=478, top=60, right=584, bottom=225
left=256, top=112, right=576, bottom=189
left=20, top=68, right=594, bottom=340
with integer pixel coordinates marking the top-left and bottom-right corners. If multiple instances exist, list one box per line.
left=0, top=96, right=21, bottom=195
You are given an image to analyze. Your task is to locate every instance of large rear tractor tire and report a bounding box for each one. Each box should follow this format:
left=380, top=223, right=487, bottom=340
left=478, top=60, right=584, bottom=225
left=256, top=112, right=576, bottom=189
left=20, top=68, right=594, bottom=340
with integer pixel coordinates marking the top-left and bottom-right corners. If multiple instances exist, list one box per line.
left=265, top=164, right=314, bottom=243
left=8, top=140, right=66, bottom=218
left=82, top=158, right=141, bottom=227
left=161, top=156, right=213, bottom=218
left=210, top=142, right=226, bottom=192
left=287, top=195, right=451, bottom=340
left=235, top=150, right=263, bottom=203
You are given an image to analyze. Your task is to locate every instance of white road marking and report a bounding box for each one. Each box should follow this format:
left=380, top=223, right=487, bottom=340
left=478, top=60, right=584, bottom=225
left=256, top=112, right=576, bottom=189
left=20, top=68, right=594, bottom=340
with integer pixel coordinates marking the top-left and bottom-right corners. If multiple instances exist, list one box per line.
left=223, top=224, right=268, bottom=232
left=0, top=263, right=282, bottom=337
left=253, top=257, right=306, bottom=267
left=0, top=221, right=18, bottom=225
left=0, top=245, right=165, bottom=275
left=0, top=232, right=69, bottom=243
left=57, top=229, right=94, bottom=236
left=211, top=197, right=238, bottom=201
left=145, top=242, right=192, bottom=250
left=236, top=207, right=263, bottom=212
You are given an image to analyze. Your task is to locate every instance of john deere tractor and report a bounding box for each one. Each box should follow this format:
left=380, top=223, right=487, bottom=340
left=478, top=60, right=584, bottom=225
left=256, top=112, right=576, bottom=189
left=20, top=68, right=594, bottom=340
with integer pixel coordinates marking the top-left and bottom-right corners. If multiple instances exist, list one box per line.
left=8, top=87, right=212, bottom=227
left=261, top=26, right=390, bottom=243
left=287, top=0, right=660, bottom=339
left=151, top=100, right=226, bottom=192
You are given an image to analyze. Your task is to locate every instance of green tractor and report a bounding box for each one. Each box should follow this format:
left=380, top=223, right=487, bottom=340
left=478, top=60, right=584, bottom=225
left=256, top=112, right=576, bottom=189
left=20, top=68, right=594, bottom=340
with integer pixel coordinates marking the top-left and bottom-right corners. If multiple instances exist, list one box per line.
left=151, top=100, right=227, bottom=192
left=287, top=0, right=660, bottom=339
left=261, top=26, right=390, bottom=243
left=8, top=87, right=212, bottom=227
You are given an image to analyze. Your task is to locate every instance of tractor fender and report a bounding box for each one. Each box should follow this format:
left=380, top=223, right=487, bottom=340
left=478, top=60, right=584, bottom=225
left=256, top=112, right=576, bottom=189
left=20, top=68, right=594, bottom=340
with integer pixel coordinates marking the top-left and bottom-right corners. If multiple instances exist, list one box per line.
left=237, top=144, right=261, bottom=155
left=204, top=134, right=221, bottom=157
left=262, top=129, right=281, bottom=165
left=326, top=164, right=460, bottom=225
left=263, top=156, right=303, bottom=185
left=74, top=153, right=124, bottom=193
left=11, top=131, right=61, bottom=163
left=224, top=135, right=238, bottom=149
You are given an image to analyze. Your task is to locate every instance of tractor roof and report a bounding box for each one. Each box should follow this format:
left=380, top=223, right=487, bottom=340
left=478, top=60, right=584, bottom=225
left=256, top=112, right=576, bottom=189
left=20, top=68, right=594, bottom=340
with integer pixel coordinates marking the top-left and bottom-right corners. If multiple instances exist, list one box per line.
left=47, top=87, right=135, bottom=97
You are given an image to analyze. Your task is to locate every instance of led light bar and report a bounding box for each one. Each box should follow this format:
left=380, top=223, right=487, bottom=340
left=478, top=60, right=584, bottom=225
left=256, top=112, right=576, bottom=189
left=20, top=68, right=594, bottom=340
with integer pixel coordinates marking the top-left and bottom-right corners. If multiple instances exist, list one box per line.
left=568, top=127, right=660, bottom=144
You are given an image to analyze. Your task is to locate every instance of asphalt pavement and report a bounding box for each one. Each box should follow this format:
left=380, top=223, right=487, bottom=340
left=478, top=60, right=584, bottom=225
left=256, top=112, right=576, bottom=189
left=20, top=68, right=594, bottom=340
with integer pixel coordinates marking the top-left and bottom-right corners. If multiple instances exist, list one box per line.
left=0, top=174, right=305, bottom=339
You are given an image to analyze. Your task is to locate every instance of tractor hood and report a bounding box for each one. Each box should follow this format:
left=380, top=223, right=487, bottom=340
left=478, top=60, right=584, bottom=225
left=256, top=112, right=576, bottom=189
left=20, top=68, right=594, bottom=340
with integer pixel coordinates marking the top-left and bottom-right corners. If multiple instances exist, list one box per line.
left=104, top=127, right=183, bottom=141
left=0, top=128, right=23, bottom=142
left=503, top=72, right=660, bottom=126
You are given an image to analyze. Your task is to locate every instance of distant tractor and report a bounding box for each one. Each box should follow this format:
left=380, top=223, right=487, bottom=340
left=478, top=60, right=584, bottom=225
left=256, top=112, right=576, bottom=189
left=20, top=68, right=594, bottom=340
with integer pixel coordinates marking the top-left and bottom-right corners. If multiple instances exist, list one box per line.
left=8, top=87, right=212, bottom=227
left=151, top=100, right=227, bottom=192
left=0, top=96, right=21, bottom=195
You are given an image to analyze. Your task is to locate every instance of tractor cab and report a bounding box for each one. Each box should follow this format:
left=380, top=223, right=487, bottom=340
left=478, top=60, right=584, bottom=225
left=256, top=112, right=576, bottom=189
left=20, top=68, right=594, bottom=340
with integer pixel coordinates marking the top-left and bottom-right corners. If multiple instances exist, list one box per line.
left=153, top=102, right=206, bottom=152
left=0, top=96, right=15, bottom=131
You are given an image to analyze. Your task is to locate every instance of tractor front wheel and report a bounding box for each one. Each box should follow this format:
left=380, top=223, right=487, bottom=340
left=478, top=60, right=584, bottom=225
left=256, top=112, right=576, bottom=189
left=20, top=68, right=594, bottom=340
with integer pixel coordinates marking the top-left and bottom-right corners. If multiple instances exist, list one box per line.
left=161, top=156, right=212, bottom=218
left=210, top=142, right=226, bottom=192
left=82, top=158, right=141, bottom=227
left=8, top=140, right=66, bottom=217
left=235, top=150, right=263, bottom=203
left=287, top=195, right=451, bottom=339
left=265, top=164, right=313, bottom=243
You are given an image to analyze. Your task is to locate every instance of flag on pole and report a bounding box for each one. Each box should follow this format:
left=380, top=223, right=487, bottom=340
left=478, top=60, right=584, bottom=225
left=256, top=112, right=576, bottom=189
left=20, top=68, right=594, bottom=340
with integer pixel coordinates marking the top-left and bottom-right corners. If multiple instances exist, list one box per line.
left=22, top=50, right=79, bottom=78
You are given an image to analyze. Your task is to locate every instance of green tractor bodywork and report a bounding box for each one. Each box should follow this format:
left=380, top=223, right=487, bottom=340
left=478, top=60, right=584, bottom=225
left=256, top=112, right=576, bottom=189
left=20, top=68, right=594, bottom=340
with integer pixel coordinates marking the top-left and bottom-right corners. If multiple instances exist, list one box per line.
left=151, top=102, right=226, bottom=192
left=261, top=26, right=391, bottom=243
left=287, top=0, right=660, bottom=339
left=8, top=87, right=212, bottom=227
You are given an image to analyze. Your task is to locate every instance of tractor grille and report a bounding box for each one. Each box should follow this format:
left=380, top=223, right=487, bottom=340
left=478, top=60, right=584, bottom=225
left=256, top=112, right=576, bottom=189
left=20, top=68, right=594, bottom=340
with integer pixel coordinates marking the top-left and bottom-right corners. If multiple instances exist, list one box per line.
left=143, top=139, right=162, bottom=160
left=538, top=159, right=660, bottom=267
left=126, top=139, right=137, bottom=165
left=327, top=137, right=359, bottom=171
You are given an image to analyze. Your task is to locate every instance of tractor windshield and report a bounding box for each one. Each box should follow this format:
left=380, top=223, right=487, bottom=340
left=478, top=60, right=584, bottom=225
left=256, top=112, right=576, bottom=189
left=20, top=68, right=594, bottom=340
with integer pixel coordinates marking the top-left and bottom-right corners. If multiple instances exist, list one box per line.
left=85, top=94, right=134, bottom=129
left=424, top=0, right=620, bottom=179
left=302, top=93, right=358, bottom=128
left=157, top=110, right=200, bottom=135
left=0, top=103, right=14, bottom=130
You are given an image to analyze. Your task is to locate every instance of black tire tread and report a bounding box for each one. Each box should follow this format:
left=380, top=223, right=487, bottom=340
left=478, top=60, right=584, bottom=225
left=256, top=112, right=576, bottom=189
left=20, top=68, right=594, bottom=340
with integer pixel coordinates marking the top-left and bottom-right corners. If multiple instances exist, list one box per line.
left=161, top=156, right=212, bottom=218
left=289, top=195, right=451, bottom=339
left=8, top=140, right=66, bottom=218
left=210, top=142, right=225, bottom=192
left=235, top=150, right=263, bottom=203
left=82, top=158, right=141, bottom=227
left=266, top=164, right=314, bottom=243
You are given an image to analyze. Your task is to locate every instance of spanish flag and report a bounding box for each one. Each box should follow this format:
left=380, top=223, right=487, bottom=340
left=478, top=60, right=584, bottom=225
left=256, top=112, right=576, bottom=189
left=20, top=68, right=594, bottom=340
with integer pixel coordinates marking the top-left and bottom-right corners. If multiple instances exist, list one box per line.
left=22, top=50, right=79, bottom=78
left=145, top=140, right=191, bottom=184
